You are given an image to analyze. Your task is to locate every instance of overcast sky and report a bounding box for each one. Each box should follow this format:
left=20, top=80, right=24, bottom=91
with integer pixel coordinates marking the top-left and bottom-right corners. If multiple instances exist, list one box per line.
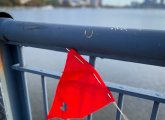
left=103, top=0, right=144, bottom=6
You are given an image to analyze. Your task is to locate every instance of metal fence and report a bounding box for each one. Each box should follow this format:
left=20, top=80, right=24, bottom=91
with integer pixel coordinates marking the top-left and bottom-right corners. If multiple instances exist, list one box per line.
left=0, top=12, right=165, bottom=120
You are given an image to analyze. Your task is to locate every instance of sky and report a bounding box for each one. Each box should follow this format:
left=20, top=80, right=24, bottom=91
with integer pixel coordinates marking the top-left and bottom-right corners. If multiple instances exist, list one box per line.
left=103, top=0, right=144, bottom=6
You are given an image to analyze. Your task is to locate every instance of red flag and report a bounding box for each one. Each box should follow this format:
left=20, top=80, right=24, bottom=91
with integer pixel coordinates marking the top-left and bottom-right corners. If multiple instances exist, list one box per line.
left=47, top=49, right=115, bottom=120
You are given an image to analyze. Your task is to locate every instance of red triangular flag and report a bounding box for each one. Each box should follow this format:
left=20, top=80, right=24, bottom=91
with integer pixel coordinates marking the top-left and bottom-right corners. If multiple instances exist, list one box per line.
left=47, top=49, right=115, bottom=120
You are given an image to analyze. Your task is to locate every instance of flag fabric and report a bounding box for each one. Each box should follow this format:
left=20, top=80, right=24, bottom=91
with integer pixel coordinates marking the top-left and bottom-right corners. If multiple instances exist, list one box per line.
left=47, top=49, right=115, bottom=120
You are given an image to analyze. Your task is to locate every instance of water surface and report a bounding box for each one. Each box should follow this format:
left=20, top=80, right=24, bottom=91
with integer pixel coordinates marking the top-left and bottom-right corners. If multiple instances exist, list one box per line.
left=1, top=7, right=165, bottom=120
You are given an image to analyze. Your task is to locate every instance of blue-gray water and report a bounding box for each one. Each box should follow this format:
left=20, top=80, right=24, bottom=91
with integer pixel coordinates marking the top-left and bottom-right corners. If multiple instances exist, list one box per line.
left=1, top=7, right=165, bottom=120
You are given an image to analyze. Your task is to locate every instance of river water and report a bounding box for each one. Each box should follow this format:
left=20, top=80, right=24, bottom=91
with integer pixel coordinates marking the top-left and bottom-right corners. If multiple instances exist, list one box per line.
left=1, top=7, right=165, bottom=120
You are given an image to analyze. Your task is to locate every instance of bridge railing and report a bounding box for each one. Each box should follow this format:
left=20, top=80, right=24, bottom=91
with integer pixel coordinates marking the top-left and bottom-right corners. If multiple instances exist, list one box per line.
left=0, top=12, right=165, bottom=120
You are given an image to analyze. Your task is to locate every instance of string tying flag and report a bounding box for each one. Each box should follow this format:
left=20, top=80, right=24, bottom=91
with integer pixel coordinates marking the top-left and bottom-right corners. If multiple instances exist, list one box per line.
left=47, top=49, right=128, bottom=120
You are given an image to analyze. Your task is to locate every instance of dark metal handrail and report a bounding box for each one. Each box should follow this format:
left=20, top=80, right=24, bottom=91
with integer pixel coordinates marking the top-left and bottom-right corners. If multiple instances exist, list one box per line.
left=1, top=13, right=165, bottom=66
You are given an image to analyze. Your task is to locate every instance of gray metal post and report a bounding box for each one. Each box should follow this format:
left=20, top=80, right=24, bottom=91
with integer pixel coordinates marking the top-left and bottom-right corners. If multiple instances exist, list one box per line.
left=150, top=101, right=160, bottom=120
left=41, top=75, right=49, bottom=119
left=87, top=56, right=96, bottom=120
left=0, top=43, right=32, bottom=120
left=0, top=12, right=32, bottom=120
left=116, top=93, right=124, bottom=120
left=17, top=46, right=32, bottom=120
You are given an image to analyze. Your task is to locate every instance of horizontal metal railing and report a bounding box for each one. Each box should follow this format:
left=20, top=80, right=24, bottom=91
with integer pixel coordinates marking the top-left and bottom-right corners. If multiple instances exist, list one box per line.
left=11, top=63, right=165, bottom=120
left=11, top=64, right=165, bottom=104
left=0, top=12, right=165, bottom=120
left=1, top=13, right=165, bottom=66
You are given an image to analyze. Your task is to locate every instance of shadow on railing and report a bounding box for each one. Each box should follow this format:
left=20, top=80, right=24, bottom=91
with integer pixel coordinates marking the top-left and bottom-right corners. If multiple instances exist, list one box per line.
left=0, top=12, right=165, bottom=120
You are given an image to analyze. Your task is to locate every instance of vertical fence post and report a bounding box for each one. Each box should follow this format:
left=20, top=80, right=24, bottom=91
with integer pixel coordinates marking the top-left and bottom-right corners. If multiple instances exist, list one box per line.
left=41, top=75, right=49, bottom=119
left=116, top=93, right=124, bottom=120
left=150, top=101, right=160, bottom=120
left=0, top=42, right=32, bottom=120
left=87, top=56, right=96, bottom=120
left=17, top=46, right=32, bottom=120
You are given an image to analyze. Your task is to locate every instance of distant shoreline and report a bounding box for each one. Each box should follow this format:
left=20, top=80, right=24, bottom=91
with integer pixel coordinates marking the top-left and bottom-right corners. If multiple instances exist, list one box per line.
left=0, top=6, right=165, bottom=10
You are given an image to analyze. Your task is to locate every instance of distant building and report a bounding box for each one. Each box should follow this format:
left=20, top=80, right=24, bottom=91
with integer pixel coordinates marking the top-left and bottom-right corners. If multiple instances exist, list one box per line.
left=90, top=0, right=101, bottom=7
left=58, top=0, right=71, bottom=6
left=70, top=0, right=89, bottom=6
left=131, top=1, right=141, bottom=8
left=160, top=0, right=164, bottom=5
left=90, top=0, right=102, bottom=7
left=145, top=0, right=165, bottom=4
left=19, top=0, right=31, bottom=4
left=58, top=0, right=62, bottom=5
left=143, top=0, right=157, bottom=5
left=152, top=0, right=157, bottom=4
left=141, top=0, right=165, bottom=7
left=59, top=0, right=102, bottom=7
left=141, top=0, right=158, bottom=7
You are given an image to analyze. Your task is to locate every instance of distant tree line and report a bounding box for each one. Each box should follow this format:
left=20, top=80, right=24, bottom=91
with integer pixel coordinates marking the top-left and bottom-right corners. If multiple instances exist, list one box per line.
left=0, top=0, right=19, bottom=6
left=0, top=0, right=59, bottom=6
